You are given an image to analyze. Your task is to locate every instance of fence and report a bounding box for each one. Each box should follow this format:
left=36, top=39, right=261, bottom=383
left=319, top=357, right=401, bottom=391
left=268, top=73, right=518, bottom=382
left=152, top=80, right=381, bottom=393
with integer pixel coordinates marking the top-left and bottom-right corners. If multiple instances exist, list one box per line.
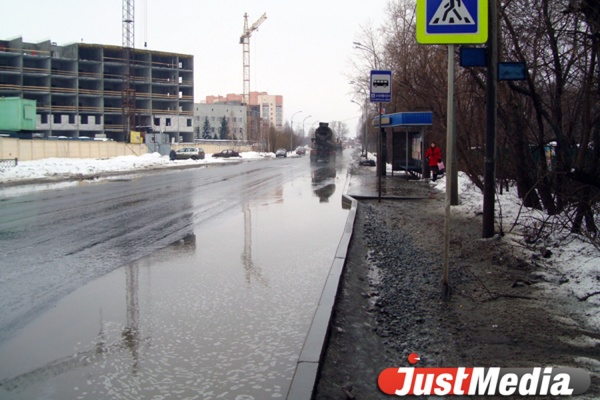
left=1, top=138, right=265, bottom=162
left=0, top=157, right=17, bottom=170
left=0, top=138, right=148, bottom=161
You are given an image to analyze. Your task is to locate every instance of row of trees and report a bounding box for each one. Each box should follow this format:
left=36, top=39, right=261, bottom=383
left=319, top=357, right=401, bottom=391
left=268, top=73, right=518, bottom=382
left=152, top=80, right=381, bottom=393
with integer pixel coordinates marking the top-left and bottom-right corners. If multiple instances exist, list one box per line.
left=350, top=0, right=599, bottom=240
left=197, top=116, right=233, bottom=140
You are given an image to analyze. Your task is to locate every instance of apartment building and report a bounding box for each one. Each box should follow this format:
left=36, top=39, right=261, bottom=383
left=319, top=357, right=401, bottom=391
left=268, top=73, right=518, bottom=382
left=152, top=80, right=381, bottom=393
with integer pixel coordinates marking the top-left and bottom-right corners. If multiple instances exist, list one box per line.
left=256, top=93, right=283, bottom=131
left=205, top=91, right=283, bottom=131
left=194, top=102, right=247, bottom=141
left=0, top=37, right=194, bottom=142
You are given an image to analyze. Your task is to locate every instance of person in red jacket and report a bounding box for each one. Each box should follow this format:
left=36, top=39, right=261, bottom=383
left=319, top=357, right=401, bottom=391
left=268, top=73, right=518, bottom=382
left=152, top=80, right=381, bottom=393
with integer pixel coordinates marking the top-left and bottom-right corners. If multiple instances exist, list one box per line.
left=425, top=141, right=442, bottom=181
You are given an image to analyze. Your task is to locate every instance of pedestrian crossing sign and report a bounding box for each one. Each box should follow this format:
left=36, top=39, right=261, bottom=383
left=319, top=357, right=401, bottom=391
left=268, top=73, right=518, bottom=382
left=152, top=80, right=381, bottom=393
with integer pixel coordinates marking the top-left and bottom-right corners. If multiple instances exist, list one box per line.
left=416, top=0, right=488, bottom=44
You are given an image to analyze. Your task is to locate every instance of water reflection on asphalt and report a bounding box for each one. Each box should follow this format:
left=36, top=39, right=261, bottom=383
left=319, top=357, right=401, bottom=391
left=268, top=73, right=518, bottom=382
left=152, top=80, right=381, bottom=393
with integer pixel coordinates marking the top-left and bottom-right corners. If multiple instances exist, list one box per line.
left=0, top=159, right=349, bottom=399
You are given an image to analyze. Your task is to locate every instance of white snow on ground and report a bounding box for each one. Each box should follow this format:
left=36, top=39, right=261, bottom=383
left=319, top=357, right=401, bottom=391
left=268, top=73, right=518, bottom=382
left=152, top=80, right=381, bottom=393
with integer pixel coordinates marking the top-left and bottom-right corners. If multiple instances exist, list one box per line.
left=1, top=153, right=599, bottom=331
left=0, top=151, right=275, bottom=183
left=432, top=172, right=600, bottom=331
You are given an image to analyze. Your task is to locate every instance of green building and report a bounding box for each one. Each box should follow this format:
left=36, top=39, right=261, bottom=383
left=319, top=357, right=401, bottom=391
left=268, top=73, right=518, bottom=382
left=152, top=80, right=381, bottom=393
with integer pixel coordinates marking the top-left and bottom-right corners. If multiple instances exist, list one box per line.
left=0, top=97, right=36, bottom=132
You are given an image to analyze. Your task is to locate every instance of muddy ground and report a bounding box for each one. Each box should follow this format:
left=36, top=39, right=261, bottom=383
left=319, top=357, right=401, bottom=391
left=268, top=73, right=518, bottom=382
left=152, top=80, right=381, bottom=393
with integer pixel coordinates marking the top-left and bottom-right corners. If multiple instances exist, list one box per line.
left=314, top=163, right=600, bottom=399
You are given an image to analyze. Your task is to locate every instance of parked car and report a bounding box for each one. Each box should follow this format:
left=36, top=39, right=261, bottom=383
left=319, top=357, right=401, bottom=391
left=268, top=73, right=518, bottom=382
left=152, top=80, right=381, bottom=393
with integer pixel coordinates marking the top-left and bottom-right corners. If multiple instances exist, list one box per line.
left=295, top=146, right=306, bottom=155
left=275, top=148, right=287, bottom=158
left=170, top=147, right=205, bottom=160
left=212, top=149, right=241, bottom=158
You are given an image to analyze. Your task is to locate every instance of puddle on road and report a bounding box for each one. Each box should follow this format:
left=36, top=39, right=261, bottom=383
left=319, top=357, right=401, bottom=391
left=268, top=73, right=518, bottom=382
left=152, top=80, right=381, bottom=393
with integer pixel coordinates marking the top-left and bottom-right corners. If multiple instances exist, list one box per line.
left=0, top=174, right=145, bottom=200
left=0, top=181, right=81, bottom=199
left=0, top=162, right=349, bottom=399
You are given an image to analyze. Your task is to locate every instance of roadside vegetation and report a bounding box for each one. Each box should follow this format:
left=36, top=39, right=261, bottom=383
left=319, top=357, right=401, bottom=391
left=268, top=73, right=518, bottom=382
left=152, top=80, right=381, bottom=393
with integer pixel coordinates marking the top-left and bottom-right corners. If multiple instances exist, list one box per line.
left=349, top=0, right=600, bottom=246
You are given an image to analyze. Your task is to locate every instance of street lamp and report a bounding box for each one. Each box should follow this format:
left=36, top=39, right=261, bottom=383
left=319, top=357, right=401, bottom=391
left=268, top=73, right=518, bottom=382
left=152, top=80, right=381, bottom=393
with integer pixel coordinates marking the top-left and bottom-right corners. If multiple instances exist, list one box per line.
left=350, top=80, right=369, bottom=157
left=301, top=115, right=312, bottom=145
left=351, top=100, right=368, bottom=157
left=290, top=110, right=302, bottom=151
left=353, top=41, right=380, bottom=69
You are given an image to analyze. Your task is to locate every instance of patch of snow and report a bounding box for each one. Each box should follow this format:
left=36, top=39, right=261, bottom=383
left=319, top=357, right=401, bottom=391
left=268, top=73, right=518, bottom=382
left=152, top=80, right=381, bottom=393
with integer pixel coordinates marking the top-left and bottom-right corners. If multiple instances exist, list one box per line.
left=434, top=172, right=600, bottom=332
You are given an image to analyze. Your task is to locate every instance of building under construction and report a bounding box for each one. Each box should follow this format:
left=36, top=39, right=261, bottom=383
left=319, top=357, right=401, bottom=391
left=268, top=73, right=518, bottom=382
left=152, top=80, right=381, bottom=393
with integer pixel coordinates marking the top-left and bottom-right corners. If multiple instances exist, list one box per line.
left=0, top=37, right=194, bottom=142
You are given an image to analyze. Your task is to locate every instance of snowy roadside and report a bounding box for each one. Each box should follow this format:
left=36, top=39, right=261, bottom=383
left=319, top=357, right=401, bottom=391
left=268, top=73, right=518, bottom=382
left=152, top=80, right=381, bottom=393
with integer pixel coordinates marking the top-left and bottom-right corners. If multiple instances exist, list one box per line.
left=320, top=165, right=600, bottom=398
left=432, top=173, right=600, bottom=333
left=0, top=151, right=277, bottom=186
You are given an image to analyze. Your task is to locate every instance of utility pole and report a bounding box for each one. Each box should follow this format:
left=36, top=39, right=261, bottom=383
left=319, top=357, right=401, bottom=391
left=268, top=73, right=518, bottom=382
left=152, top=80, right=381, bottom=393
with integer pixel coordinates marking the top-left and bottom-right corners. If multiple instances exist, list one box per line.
left=290, top=110, right=302, bottom=151
left=482, top=0, right=498, bottom=238
left=351, top=99, right=368, bottom=156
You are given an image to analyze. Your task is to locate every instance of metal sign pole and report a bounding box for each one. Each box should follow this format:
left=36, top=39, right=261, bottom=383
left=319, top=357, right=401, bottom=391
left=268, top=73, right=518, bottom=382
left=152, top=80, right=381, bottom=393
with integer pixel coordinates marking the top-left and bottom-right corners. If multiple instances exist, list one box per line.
left=442, top=44, right=455, bottom=301
left=378, top=102, right=382, bottom=202
left=363, top=97, right=368, bottom=156
left=415, top=0, right=489, bottom=301
left=482, top=0, right=498, bottom=238
left=370, top=69, right=391, bottom=202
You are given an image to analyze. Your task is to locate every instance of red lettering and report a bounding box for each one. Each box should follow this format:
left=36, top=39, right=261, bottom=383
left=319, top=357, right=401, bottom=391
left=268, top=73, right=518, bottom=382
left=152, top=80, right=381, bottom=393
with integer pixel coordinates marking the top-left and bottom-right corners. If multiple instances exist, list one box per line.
left=378, top=368, right=475, bottom=395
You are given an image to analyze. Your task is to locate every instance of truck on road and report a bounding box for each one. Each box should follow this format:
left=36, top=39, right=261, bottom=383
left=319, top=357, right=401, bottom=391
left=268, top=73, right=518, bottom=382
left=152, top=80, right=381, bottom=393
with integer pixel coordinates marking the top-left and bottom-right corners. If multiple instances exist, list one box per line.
left=310, top=122, right=336, bottom=164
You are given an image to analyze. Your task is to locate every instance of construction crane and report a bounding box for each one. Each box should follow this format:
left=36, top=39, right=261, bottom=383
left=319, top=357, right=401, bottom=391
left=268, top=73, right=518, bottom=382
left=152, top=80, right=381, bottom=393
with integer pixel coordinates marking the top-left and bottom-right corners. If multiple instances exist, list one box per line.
left=122, top=0, right=134, bottom=49
left=121, top=0, right=136, bottom=142
left=239, top=12, right=267, bottom=105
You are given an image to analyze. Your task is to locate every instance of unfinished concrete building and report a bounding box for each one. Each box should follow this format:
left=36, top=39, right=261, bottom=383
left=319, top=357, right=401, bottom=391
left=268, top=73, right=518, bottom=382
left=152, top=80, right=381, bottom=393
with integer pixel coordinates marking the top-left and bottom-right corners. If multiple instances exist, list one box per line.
left=0, top=37, right=194, bottom=142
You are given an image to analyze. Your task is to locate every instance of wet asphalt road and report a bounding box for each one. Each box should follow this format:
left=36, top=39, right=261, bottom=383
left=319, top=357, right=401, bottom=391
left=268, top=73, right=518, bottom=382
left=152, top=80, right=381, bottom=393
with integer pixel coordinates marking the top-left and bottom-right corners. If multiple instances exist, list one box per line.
left=0, top=154, right=349, bottom=399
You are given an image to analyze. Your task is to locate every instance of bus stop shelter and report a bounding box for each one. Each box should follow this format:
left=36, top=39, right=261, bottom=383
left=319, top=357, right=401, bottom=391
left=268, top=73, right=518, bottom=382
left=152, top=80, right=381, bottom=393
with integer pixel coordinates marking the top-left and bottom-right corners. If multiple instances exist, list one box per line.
left=373, top=111, right=433, bottom=179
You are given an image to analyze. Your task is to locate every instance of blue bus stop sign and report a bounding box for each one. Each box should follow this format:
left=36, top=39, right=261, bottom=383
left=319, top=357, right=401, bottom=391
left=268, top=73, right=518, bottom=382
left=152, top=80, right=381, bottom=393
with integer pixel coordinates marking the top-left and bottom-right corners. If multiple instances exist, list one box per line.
left=370, top=70, right=392, bottom=103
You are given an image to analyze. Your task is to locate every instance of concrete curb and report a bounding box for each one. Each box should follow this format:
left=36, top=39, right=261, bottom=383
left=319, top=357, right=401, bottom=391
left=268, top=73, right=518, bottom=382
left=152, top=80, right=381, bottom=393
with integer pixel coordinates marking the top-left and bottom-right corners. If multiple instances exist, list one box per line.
left=347, top=194, right=430, bottom=201
left=286, top=173, right=358, bottom=400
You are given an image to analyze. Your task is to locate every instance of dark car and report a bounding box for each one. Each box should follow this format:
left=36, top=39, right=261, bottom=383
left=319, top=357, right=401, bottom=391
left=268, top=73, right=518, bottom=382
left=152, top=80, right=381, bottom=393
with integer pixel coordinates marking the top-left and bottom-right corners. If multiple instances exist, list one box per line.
left=170, top=147, right=205, bottom=160
left=212, top=149, right=241, bottom=158
left=295, top=146, right=306, bottom=155
left=275, top=148, right=287, bottom=158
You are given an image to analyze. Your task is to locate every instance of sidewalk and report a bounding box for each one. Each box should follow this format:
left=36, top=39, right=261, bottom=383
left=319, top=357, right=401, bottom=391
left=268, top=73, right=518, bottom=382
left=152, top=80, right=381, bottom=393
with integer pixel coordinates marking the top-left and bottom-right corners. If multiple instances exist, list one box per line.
left=311, top=157, right=600, bottom=399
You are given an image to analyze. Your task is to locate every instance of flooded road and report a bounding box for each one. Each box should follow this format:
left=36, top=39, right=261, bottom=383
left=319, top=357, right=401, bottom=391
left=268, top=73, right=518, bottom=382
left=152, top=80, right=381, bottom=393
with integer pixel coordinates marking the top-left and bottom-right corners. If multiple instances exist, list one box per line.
left=0, top=155, right=349, bottom=399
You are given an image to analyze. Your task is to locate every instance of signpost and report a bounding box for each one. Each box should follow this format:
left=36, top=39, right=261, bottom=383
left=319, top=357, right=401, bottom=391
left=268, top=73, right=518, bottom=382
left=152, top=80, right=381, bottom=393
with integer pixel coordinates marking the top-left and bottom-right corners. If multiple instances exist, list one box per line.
left=498, top=62, right=527, bottom=81
left=370, top=70, right=392, bottom=202
left=416, top=0, right=488, bottom=301
left=416, top=0, right=488, bottom=44
left=370, top=70, right=392, bottom=103
left=459, top=47, right=487, bottom=67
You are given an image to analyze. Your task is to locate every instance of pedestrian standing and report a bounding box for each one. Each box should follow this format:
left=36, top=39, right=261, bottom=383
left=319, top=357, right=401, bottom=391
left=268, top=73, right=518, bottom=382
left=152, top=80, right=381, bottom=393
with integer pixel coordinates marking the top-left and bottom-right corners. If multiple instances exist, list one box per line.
left=425, top=142, right=442, bottom=182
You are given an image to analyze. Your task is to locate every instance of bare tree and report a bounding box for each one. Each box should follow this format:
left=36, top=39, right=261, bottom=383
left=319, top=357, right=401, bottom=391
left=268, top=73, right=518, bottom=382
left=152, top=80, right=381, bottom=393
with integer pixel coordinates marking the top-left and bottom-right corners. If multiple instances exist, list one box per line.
left=353, top=0, right=599, bottom=240
left=500, top=0, right=599, bottom=235
left=265, top=123, right=280, bottom=153
left=330, top=121, right=350, bottom=142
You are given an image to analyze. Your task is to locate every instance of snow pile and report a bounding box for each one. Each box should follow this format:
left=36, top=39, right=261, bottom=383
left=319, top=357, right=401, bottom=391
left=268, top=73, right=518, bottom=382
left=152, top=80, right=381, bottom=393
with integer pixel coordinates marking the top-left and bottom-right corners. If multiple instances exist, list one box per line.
left=434, top=172, right=600, bottom=330
left=0, top=151, right=271, bottom=184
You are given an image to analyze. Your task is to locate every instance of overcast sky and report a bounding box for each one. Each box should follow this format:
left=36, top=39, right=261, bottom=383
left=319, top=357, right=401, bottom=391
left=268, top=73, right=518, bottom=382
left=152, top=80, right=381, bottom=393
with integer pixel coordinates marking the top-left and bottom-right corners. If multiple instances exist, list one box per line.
left=2, top=0, right=391, bottom=136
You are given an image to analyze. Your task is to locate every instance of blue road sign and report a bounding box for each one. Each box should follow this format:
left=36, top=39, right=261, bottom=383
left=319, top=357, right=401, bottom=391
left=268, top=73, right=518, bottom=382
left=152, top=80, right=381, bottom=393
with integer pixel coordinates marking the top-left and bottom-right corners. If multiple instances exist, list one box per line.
left=460, top=47, right=486, bottom=67
left=427, top=0, right=478, bottom=34
left=370, top=70, right=392, bottom=103
left=498, top=62, right=527, bottom=81
left=416, top=0, right=488, bottom=44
